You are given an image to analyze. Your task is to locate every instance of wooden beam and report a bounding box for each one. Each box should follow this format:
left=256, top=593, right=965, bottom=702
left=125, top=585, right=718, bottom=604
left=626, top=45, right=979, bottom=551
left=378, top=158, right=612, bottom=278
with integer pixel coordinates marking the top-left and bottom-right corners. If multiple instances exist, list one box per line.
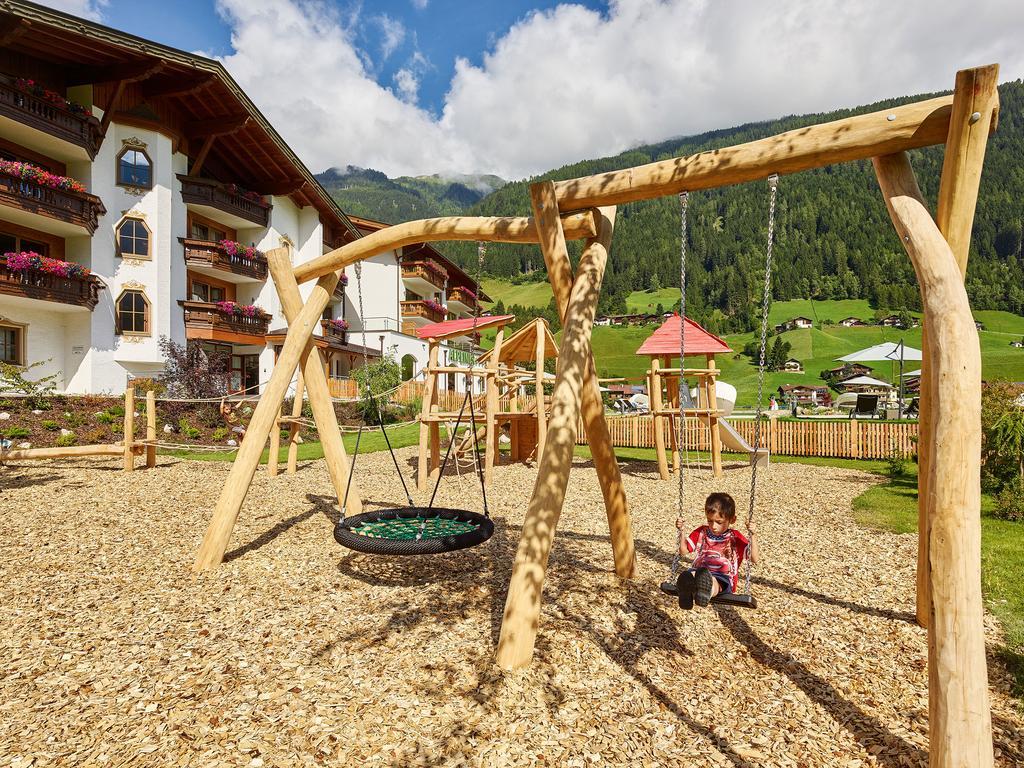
left=0, top=17, right=31, bottom=47
left=293, top=210, right=599, bottom=284
left=287, top=372, right=304, bottom=474
left=417, top=343, right=440, bottom=492
left=874, top=152, right=992, bottom=768
left=186, top=115, right=251, bottom=138
left=190, top=135, right=216, bottom=177
left=122, top=387, right=135, bottom=472
left=69, top=59, right=166, bottom=86
left=534, top=318, right=546, bottom=459
left=485, top=328, right=505, bottom=483
left=100, top=80, right=127, bottom=135
left=552, top=82, right=996, bottom=211
left=496, top=206, right=616, bottom=670
left=254, top=178, right=307, bottom=196
left=146, top=390, right=157, bottom=469
left=142, top=74, right=216, bottom=100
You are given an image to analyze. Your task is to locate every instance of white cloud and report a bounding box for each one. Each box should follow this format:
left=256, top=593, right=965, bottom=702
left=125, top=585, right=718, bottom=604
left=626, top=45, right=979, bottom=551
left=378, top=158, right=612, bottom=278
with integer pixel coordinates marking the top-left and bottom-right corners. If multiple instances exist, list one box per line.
left=410, top=0, right=429, bottom=10
left=35, top=0, right=107, bottom=21
left=212, top=0, right=1024, bottom=181
left=375, top=14, right=406, bottom=60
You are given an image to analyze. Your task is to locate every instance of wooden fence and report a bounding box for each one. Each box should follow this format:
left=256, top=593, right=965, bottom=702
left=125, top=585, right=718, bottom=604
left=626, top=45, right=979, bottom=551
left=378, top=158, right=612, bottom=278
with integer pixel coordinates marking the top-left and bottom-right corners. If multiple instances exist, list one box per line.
left=577, top=414, right=918, bottom=460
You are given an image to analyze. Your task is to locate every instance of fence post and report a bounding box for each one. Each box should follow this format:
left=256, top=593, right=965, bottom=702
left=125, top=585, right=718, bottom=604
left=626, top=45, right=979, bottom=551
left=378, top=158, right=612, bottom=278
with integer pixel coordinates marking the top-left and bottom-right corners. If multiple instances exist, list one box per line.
left=849, top=418, right=859, bottom=459
left=146, top=390, right=156, bottom=468
left=122, top=387, right=135, bottom=472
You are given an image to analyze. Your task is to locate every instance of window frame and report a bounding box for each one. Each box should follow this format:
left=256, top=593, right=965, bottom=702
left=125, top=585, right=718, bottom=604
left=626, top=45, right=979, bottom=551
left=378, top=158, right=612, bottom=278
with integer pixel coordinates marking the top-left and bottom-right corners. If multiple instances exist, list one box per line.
left=115, top=288, right=151, bottom=336
left=115, top=216, right=151, bottom=260
left=116, top=147, right=154, bottom=190
left=0, top=321, right=25, bottom=366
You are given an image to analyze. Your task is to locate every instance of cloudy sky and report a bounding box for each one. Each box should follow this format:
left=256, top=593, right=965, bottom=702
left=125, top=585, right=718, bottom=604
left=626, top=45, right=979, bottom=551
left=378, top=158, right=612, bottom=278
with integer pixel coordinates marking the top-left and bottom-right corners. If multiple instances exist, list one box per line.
left=45, top=0, right=1024, bottom=181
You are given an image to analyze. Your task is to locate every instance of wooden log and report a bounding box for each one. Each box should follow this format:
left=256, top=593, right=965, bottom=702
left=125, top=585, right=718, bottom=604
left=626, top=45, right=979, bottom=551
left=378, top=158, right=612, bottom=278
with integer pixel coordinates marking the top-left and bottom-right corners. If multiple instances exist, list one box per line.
left=0, top=444, right=133, bottom=461
left=294, top=210, right=599, bottom=284
left=874, top=152, right=992, bottom=768
left=485, top=327, right=505, bottom=483
left=287, top=372, right=303, bottom=474
left=664, top=358, right=680, bottom=474
left=145, top=390, right=156, bottom=469
left=122, top=387, right=135, bottom=472
left=531, top=181, right=635, bottom=581
left=417, top=344, right=439, bottom=492
left=496, top=206, right=616, bottom=670
left=267, top=248, right=361, bottom=513
left=268, top=404, right=281, bottom=477
left=707, top=355, right=723, bottom=477
left=535, top=320, right=547, bottom=459
left=552, top=85, right=996, bottom=211
left=650, top=359, right=670, bottom=480
left=193, top=266, right=344, bottom=572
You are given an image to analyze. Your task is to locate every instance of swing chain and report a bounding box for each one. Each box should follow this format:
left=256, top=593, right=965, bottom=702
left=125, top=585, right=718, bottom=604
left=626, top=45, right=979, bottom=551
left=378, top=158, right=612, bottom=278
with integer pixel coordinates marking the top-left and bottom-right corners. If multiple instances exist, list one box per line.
left=744, top=173, right=779, bottom=593
left=669, top=190, right=689, bottom=578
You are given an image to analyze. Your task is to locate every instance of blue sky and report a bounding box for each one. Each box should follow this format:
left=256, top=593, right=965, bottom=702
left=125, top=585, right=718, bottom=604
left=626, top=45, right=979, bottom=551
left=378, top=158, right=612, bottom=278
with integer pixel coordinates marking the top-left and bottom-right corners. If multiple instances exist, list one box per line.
left=44, top=1, right=1024, bottom=180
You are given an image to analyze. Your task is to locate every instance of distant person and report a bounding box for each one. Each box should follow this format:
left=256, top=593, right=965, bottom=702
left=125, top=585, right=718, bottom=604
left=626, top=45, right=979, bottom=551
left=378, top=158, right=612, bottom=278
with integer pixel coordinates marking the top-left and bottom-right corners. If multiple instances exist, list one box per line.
left=219, top=398, right=248, bottom=442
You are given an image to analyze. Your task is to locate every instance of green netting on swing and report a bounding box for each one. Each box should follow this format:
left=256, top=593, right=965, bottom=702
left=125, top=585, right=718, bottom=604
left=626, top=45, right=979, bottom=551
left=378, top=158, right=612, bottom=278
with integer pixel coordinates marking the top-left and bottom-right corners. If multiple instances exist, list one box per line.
left=351, top=516, right=481, bottom=540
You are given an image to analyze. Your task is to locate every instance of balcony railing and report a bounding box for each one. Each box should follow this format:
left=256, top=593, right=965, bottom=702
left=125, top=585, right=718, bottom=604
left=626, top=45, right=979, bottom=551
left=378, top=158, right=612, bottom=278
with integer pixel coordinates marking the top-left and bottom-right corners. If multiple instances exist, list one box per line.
left=401, top=299, right=444, bottom=324
left=401, top=260, right=447, bottom=288
left=0, top=171, right=105, bottom=234
left=0, top=257, right=102, bottom=309
left=182, top=238, right=268, bottom=281
left=182, top=301, right=271, bottom=337
left=177, top=175, right=271, bottom=228
left=320, top=319, right=348, bottom=345
left=0, top=80, right=104, bottom=159
left=447, top=285, right=479, bottom=313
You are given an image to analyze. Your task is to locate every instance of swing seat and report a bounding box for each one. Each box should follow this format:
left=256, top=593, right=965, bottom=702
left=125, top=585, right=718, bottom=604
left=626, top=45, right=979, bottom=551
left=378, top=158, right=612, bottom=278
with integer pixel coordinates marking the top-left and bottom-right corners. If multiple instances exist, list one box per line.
left=659, top=579, right=758, bottom=609
left=334, top=507, right=494, bottom=556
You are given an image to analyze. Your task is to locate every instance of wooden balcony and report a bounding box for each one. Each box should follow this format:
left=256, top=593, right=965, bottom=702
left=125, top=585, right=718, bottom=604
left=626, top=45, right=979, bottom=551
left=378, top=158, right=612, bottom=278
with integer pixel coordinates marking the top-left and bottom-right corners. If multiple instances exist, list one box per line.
left=182, top=301, right=271, bottom=342
left=320, top=319, right=348, bottom=345
left=0, top=256, right=102, bottom=310
left=401, top=299, right=444, bottom=326
left=0, top=171, right=105, bottom=234
left=401, top=259, right=446, bottom=296
left=447, top=285, right=479, bottom=316
left=182, top=238, right=268, bottom=282
left=0, top=80, right=104, bottom=160
left=177, top=175, right=271, bottom=228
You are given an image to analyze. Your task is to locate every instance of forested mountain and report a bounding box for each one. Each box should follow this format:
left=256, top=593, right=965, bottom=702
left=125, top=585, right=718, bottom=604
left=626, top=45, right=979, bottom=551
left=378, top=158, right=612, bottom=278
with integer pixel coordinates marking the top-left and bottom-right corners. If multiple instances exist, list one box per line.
left=439, top=81, right=1024, bottom=334
left=316, top=166, right=505, bottom=222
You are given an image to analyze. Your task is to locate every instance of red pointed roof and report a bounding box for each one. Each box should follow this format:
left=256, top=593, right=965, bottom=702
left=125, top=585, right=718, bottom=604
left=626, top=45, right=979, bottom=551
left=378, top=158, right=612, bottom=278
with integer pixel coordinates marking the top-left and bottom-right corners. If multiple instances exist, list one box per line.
left=416, top=314, right=515, bottom=341
left=635, top=314, right=733, bottom=357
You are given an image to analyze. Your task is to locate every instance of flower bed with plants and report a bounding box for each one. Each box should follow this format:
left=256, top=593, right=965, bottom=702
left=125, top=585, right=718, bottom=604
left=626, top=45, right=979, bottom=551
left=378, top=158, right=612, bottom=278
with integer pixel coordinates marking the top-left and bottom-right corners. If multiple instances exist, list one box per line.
left=328, top=318, right=349, bottom=332
left=0, top=159, right=86, bottom=193
left=218, top=240, right=265, bottom=262
left=422, top=299, right=446, bottom=314
left=3, top=251, right=91, bottom=279
left=14, top=78, right=91, bottom=116
left=214, top=300, right=266, bottom=318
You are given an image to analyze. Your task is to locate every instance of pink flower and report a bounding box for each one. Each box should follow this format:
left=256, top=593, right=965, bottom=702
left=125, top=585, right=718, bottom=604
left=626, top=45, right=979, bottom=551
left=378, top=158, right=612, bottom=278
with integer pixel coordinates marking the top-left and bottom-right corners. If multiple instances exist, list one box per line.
left=215, top=300, right=265, bottom=318
left=4, top=251, right=90, bottom=278
left=0, top=160, right=86, bottom=193
left=218, top=240, right=265, bottom=262
left=329, top=318, right=349, bottom=331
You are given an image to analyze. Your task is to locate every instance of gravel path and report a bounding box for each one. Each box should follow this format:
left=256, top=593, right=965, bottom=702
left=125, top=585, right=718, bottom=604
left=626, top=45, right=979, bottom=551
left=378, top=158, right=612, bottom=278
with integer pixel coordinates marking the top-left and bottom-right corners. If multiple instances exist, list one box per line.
left=0, top=450, right=1021, bottom=767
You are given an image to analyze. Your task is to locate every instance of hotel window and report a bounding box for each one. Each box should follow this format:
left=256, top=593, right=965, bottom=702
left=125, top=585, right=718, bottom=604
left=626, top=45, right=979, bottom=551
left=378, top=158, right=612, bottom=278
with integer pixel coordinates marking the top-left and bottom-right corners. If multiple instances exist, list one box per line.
left=0, top=231, right=49, bottom=256
left=190, top=221, right=227, bottom=242
left=116, top=217, right=150, bottom=259
left=116, top=289, right=150, bottom=335
left=116, top=147, right=152, bottom=188
left=190, top=280, right=225, bottom=303
left=0, top=323, right=24, bottom=365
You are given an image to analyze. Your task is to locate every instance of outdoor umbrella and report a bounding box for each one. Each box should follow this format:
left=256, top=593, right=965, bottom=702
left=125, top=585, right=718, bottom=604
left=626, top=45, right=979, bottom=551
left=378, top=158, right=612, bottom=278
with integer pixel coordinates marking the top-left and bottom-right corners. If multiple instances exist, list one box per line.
left=837, top=375, right=895, bottom=389
left=837, top=341, right=923, bottom=417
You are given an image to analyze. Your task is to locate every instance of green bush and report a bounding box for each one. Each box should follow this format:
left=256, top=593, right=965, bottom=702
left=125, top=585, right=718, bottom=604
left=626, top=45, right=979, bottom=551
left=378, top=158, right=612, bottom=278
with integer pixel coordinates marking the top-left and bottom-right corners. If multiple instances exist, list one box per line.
left=0, top=399, right=17, bottom=409
left=108, top=405, right=125, bottom=417
left=55, top=433, right=76, bottom=447
left=110, top=422, right=123, bottom=434
left=994, top=477, right=1024, bottom=522
left=886, top=445, right=908, bottom=480
left=1, top=426, right=30, bottom=439
left=41, top=419, right=60, bottom=431
left=64, top=412, right=85, bottom=428
left=177, top=417, right=201, bottom=439
left=83, top=427, right=108, bottom=444
left=211, top=427, right=228, bottom=441
left=96, top=412, right=117, bottom=424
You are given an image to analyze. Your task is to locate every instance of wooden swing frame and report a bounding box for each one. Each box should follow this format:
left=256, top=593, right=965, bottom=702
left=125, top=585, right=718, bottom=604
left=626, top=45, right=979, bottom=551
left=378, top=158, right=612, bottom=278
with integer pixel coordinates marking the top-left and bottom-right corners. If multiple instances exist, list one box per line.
left=193, top=65, right=999, bottom=766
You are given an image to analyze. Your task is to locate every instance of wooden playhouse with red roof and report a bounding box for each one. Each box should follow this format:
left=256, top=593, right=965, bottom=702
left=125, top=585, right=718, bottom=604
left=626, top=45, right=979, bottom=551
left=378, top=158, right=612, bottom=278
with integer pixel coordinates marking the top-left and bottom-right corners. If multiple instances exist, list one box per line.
left=636, top=314, right=733, bottom=478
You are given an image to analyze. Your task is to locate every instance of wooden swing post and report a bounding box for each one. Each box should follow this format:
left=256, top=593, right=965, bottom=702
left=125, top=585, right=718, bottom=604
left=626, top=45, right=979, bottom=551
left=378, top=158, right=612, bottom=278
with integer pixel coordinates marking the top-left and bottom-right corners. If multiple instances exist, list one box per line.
left=287, top=371, right=304, bottom=474
left=145, top=389, right=156, bottom=469
left=122, top=386, right=134, bottom=472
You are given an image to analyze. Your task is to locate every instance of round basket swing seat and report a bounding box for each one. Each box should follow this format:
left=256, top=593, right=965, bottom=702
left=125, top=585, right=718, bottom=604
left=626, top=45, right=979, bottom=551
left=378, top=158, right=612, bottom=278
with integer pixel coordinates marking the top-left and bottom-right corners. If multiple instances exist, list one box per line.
left=334, top=507, right=494, bottom=556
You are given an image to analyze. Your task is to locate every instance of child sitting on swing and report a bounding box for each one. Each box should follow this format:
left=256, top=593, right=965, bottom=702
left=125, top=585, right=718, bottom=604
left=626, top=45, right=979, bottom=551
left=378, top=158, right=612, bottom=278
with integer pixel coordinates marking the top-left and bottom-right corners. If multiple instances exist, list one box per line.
left=675, top=492, right=759, bottom=609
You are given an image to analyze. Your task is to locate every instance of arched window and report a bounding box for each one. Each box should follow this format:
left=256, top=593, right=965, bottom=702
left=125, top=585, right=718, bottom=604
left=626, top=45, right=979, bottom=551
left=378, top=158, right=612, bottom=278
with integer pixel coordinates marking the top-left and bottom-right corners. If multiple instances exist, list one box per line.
left=401, top=353, right=417, bottom=381
left=116, top=147, right=152, bottom=188
left=116, top=217, right=150, bottom=259
left=116, top=289, right=150, bottom=335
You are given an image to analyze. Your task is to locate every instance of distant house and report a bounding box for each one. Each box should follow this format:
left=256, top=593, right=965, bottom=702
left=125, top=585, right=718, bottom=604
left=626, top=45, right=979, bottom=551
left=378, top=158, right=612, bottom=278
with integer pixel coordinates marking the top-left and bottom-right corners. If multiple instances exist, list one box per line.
left=1011, top=341, right=1024, bottom=348
left=775, top=316, right=813, bottom=333
left=839, top=317, right=868, bottom=327
left=975, top=320, right=986, bottom=331
left=878, top=314, right=920, bottom=329
left=783, top=358, right=804, bottom=373
left=778, top=384, right=831, bottom=406
left=594, top=316, right=612, bottom=327
left=605, top=313, right=652, bottom=327
left=826, top=363, right=873, bottom=379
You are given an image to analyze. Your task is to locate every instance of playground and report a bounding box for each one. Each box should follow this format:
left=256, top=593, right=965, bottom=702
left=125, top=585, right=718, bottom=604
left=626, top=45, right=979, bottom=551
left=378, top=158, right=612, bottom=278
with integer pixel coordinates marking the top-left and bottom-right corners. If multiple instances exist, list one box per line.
left=1, top=450, right=1021, bottom=766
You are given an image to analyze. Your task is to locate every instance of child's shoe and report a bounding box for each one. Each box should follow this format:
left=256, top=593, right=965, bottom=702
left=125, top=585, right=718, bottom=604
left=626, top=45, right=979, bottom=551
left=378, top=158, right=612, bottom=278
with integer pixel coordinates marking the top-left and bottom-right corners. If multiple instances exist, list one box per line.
left=676, top=570, right=695, bottom=610
left=694, top=568, right=714, bottom=607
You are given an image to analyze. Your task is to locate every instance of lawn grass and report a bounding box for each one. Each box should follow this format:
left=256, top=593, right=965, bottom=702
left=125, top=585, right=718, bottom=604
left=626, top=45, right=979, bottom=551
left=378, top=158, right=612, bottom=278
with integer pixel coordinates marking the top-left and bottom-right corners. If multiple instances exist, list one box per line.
left=480, top=277, right=553, bottom=309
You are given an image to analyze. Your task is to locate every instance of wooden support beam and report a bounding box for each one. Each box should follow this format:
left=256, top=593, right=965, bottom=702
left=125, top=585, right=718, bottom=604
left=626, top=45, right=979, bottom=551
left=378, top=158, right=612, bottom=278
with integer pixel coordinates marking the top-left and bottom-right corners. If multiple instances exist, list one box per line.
left=100, top=80, right=127, bottom=135
left=293, top=210, right=599, bottom=284
left=193, top=266, right=348, bottom=571
left=535, top=317, right=547, bottom=460
left=268, top=404, right=281, bottom=477
left=122, top=387, right=135, bottom=472
left=874, top=152, right=992, bottom=768
left=69, top=59, right=166, bottom=86
left=551, top=83, right=996, bottom=211
left=530, top=181, right=636, bottom=580
left=185, top=115, right=251, bottom=138
left=706, top=355, right=723, bottom=477
left=146, top=390, right=156, bottom=469
left=497, top=206, right=617, bottom=670
left=485, top=328, right=505, bottom=483
left=0, top=444, right=137, bottom=461
left=190, top=135, right=216, bottom=177
left=0, top=17, right=31, bottom=47
left=142, top=74, right=216, bottom=100
left=650, top=359, right=670, bottom=480
left=287, top=372, right=304, bottom=474
left=417, top=343, right=440, bottom=492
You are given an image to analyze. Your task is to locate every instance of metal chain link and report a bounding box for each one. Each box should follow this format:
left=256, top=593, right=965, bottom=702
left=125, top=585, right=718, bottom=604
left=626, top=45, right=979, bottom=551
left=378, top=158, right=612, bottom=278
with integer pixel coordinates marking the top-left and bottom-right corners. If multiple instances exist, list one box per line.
left=744, top=173, right=779, bottom=594
left=669, top=190, right=688, bottom=579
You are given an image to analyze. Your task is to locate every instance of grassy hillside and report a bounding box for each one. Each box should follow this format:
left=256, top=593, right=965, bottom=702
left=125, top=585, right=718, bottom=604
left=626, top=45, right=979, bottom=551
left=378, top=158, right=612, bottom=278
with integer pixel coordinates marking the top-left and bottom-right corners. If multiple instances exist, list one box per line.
left=480, top=278, right=552, bottom=309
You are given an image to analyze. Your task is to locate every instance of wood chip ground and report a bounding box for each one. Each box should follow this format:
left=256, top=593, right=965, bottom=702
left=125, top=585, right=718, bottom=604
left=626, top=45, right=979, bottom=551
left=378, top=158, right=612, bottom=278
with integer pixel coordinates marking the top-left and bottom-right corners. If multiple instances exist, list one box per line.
left=1, top=450, right=1021, bottom=767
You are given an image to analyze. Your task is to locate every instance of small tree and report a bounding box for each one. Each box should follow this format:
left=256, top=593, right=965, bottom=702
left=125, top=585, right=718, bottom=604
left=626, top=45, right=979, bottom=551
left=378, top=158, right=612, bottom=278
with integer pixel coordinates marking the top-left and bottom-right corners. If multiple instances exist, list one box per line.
left=0, top=360, right=59, bottom=408
left=157, top=336, right=230, bottom=399
left=352, top=355, right=402, bottom=423
left=898, top=309, right=913, bottom=329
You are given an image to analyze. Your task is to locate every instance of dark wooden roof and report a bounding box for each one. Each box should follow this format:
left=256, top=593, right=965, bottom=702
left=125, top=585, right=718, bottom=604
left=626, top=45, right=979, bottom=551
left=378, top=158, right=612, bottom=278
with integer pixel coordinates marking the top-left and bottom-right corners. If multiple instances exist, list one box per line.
left=1, top=0, right=359, bottom=246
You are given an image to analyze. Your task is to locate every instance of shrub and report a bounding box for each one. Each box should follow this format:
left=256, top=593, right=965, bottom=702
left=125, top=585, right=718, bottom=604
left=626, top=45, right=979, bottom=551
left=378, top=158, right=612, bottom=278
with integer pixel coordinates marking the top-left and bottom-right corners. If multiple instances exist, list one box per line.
left=994, top=477, right=1024, bottom=522
left=107, top=405, right=125, bottom=417
left=55, top=433, right=76, bottom=447
left=96, top=412, right=116, bottom=424
left=83, top=427, right=108, bottom=444
left=41, top=419, right=60, bottom=430
left=1, top=426, right=30, bottom=439
left=981, top=382, right=1024, bottom=492
left=157, top=336, right=230, bottom=399
left=886, top=444, right=908, bottom=479
left=177, top=417, right=201, bottom=439
left=0, top=399, right=16, bottom=409
left=352, top=356, right=402, bottom=423
left=211, top=427, right=228, bottom=441
left=110, top=421, right=123, bottom=434
left=0, top=360, right=58, bottom=409
left=64, top=412, right=85, bottom=428
left=129, top=377, right=167, bottom=396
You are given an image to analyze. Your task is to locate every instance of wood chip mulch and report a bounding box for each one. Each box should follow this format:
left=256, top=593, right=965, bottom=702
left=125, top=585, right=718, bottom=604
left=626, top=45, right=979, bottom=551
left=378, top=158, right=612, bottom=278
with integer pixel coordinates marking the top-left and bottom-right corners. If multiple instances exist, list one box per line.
left=1, top=450, right=1021, bottom=767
